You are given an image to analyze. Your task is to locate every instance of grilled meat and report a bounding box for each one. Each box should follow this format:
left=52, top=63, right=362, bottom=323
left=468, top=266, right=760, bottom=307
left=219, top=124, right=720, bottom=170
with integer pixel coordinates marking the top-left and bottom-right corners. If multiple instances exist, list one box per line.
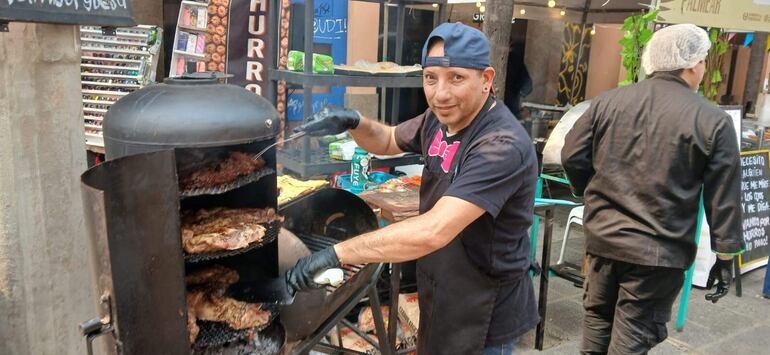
left=195, top=294, right=272, bottom=330
left=182, top=224, right=266, bottom=254
left=187, top=289, right=272, bottom=343
left=185, top=265, right=240, bottom=287
left=179, top=152, right=266, bottom=191
left=180, top=208, right=281, bottom=254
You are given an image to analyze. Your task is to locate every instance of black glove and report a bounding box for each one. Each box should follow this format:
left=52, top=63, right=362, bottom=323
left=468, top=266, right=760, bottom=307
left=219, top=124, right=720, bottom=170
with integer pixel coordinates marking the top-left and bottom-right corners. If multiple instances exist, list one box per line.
left=286, top=246, right=341, bottom=293
left=705, top=258, right=733, bottom=303
left=293, top=106, right=360, bottom=137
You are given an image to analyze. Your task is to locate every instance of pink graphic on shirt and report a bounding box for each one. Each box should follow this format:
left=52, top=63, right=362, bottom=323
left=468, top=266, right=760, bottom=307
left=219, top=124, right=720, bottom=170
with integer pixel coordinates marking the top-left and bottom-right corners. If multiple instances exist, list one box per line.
left=427, top=129, right=461, bottom=173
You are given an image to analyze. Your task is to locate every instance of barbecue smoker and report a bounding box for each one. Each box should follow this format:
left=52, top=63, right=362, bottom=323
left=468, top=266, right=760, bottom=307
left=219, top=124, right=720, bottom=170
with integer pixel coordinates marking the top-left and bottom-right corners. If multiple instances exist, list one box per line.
left=79, top=73, right=386, bottom=354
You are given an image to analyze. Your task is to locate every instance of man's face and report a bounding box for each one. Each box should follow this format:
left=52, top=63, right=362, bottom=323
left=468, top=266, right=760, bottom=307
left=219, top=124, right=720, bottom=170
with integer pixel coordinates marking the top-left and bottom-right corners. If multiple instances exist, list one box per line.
left=423, top=41, right=491, bottom=131
left=693, top=60, right=706, bottom=87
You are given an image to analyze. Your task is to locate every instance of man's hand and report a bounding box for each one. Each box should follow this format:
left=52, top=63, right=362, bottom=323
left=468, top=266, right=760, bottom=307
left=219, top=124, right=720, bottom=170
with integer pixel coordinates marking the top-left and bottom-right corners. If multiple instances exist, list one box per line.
left=293, top=106, right=360, bottom=137
left=286, top=246, right=341, bottom=293
left=705, top=257, right=733, bottom=303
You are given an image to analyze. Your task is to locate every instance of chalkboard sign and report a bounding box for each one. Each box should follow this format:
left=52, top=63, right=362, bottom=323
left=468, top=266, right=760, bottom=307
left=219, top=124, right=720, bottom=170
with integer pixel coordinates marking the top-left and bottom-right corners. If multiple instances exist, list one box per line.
left=739, top=150, right=770, bottom=272
left=0, top=0, right=135, bottom=27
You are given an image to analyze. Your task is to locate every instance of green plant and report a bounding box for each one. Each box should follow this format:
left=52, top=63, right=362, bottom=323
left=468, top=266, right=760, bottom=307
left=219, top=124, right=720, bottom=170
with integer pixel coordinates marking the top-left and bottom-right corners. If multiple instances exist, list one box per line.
left=700, top=28, right=729, bottom=103
left=619, top=9, right=658, bottom=86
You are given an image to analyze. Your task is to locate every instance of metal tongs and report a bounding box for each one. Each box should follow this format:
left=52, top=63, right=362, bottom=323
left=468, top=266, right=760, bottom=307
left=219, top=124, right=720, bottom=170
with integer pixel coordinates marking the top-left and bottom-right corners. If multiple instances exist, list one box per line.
left=253, top=131, right=306, bottom=160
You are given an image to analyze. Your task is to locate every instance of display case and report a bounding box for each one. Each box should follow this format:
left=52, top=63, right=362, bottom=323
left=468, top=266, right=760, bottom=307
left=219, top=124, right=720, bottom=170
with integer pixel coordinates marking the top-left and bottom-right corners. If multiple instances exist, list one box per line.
left=169, top=0, right=211, bottom=77
left=80, top=25, right=162, bottom=153
left=271, top=0, right=448, bottom=179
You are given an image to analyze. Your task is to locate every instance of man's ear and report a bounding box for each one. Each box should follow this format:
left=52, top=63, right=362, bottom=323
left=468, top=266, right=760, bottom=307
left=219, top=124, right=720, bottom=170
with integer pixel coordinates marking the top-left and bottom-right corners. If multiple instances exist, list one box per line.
left=482, top=67, right=496, bottom=87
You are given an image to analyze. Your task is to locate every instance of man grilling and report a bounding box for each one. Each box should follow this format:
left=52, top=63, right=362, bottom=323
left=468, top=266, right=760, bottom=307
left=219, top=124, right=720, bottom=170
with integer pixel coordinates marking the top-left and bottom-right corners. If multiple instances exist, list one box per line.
left=286, top=22, right=539, bottom=354
left=561, top=24, right=745, bottom=354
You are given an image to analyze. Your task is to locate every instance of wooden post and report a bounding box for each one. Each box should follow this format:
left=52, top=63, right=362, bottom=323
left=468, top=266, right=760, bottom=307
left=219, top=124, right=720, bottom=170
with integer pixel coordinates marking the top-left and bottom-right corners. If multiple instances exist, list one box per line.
left=482, top=0, right=514, bottom=99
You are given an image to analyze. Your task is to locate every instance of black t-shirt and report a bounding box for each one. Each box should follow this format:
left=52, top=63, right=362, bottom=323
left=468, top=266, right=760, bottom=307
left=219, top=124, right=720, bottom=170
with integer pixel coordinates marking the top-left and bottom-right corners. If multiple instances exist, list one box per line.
left=394, top=100, right=540, bottom=344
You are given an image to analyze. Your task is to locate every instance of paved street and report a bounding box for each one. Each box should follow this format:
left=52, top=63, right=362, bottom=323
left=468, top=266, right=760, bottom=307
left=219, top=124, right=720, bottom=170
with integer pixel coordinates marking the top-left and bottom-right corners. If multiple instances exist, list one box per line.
left=518, top=192, right=770, bottom=354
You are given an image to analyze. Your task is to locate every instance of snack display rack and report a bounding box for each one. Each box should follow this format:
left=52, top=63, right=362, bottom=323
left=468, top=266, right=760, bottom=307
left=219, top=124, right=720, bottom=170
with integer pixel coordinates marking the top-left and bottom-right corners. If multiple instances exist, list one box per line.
left=80, top=25, right=162, bottom=153
left=169, top=0, right=211, bottom=77
left=271, top=0, right=448, bottom=179
left=170, top=0, right=232, bottom=77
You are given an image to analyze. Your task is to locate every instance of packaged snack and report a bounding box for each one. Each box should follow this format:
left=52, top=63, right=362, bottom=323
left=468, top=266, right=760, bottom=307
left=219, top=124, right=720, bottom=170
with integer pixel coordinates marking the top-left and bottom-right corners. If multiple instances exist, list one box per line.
left=287, top=50, right=334, bottom=74
left=197, top=8, right=208, bottom=29
left=182, top=7, right=192, bottom=26
left=187, top=33, right=198, bottom=54
left=177, top=32, right=189, bottom=51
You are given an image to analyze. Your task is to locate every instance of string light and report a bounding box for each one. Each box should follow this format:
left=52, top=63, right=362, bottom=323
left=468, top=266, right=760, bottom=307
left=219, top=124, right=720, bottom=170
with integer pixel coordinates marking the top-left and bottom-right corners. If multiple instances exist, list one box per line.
left=590, top=24, right=596, bottom=35
left=548, top=0, right=556, bottom=8
left=476, top=1, right=481, bottom=7
left=520, top=8, right=526, bottom=15
left=432, top=3, right=438, bottom=7
left=560, top=8, right=566, bottom=16
left=480, top=5, right=486, bottom=12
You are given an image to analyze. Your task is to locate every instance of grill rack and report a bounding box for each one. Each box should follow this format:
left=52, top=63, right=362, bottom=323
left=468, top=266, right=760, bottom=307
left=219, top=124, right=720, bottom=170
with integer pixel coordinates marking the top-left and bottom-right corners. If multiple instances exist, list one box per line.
left=180, top=167, right=276, bottom=198
left=185, top=220, right=282, bottom=263
left=193, top=303, right=280, bottom=349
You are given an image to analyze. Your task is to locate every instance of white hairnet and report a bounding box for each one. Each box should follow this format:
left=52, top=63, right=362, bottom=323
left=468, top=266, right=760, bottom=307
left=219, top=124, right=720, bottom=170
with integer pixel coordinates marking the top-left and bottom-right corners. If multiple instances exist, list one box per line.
left=642, top=24, right=711, bottom=75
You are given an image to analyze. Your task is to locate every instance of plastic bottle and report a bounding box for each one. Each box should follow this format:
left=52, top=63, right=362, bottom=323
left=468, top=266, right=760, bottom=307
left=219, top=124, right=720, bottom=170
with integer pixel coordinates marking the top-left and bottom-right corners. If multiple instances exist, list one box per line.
left=350, top=147, right=370, bottom=193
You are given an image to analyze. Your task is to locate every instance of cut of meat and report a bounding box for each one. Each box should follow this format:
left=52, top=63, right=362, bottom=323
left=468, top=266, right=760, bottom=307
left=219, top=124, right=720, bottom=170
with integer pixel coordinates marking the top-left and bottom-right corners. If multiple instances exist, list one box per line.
left=195, top=294, right=272, bottom=330
left=179, top=152, right=266, bottom=191
left=180, top=208, right=282, bottom=254
left=187, top=290, right=206, bottom=343
left=183, top=207, right=282, bottom=226
left=185, top=266, right=272, bottom=344
left=187, top=289, right=273, bottom=343
left=185, top=265, right=240, bottom=287
left=182, top=224, right=266, bottom=254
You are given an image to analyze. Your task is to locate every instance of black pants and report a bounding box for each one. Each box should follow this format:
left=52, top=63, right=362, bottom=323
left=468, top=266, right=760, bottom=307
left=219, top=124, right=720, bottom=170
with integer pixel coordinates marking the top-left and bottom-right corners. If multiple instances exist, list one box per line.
left=581, top=254, right=685, bottom=355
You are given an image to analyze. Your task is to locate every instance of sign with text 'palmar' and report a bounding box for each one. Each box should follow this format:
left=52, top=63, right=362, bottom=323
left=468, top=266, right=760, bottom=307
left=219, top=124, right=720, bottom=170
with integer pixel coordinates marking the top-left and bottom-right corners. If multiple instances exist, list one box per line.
left=658, top=0, right=770, bottom=32
left=739, top=150, right=770, bottom=272
left=0, top=0, right=135, bottom=27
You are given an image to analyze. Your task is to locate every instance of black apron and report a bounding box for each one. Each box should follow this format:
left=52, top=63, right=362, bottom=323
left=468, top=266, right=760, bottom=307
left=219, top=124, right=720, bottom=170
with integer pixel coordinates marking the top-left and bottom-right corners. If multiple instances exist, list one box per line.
left=416, top=97, right=503, bottom=355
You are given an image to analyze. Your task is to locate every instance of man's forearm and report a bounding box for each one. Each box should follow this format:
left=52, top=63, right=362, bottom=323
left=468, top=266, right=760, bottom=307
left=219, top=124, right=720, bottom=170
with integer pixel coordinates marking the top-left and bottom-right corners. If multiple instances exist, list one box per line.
left=333, top=213, right=445, bottom=265
left=349, top=116, right=401, bottom=156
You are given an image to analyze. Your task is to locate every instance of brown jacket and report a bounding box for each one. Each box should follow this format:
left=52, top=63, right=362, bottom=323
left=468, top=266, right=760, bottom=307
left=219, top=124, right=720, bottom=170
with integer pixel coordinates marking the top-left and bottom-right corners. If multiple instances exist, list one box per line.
left=562, top=73, right=744, bottom=269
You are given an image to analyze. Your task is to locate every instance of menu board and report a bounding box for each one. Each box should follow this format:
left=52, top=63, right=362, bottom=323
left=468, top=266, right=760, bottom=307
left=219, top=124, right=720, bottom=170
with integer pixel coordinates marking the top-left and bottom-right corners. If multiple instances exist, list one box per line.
left=740, top=150, right=770, bottom=272
left=0, top=0, right=135, bottom=27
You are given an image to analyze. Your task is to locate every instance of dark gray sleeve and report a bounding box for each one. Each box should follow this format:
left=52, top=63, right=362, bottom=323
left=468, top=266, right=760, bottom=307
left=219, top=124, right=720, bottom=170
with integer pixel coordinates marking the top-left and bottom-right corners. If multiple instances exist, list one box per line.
left=394, top=112, right=426, bottom=154
left=561, top=103, right=596, bottom=197
left=444, top=135, right=530, bottom=218
left=704, top=118, right=745, bottom=254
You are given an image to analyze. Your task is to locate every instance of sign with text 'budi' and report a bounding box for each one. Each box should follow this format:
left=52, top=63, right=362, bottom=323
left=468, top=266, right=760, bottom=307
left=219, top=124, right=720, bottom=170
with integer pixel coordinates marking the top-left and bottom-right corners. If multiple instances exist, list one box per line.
left=739, top=150, right=770, bottom=272
left=0, top=0, right=135, bottom=27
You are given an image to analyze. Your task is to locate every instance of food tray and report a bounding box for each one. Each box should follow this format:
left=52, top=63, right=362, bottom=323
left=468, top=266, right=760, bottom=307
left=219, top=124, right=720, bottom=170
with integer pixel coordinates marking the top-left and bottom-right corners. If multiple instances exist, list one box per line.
left=193, top=303, right=279, bottom=349
left=184, top=220, right=281, bottom=263
left=181, top=167, right=276, bottom=198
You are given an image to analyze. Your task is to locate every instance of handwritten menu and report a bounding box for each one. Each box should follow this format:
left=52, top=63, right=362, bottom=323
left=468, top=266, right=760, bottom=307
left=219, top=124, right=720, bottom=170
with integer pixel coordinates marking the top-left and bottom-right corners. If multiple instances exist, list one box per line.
left=740, top=150, right=770, bottom=271
left=1, top=0, right=135, bottom=27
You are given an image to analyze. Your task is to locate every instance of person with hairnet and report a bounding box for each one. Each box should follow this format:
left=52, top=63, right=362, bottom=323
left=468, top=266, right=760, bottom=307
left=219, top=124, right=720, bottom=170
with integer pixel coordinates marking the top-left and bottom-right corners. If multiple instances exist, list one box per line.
left=561, top=24, right=744, bottom=354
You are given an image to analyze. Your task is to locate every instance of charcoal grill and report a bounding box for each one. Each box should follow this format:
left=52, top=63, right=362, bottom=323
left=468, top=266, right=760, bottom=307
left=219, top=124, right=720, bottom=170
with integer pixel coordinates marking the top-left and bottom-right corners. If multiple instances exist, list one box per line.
left=79, top=74, right=388, bottom=355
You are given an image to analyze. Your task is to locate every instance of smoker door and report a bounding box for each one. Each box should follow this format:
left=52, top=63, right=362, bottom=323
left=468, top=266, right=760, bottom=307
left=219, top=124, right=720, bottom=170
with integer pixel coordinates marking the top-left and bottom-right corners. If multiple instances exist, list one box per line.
left=81, top=150, right=188, bottom=355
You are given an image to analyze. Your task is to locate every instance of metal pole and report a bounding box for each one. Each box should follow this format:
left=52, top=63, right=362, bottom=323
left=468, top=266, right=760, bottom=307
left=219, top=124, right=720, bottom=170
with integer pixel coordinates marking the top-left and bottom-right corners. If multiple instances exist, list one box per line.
left=302, top=0, right=315, bottom=172
left=535, top=205, right=554, bottom=350
left=676, top=193, right=705, bottom=331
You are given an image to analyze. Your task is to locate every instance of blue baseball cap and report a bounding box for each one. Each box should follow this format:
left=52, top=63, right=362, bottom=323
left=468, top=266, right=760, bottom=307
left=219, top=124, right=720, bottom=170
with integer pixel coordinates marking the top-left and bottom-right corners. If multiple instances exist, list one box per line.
left=421, top=22, right=491, bottom=70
